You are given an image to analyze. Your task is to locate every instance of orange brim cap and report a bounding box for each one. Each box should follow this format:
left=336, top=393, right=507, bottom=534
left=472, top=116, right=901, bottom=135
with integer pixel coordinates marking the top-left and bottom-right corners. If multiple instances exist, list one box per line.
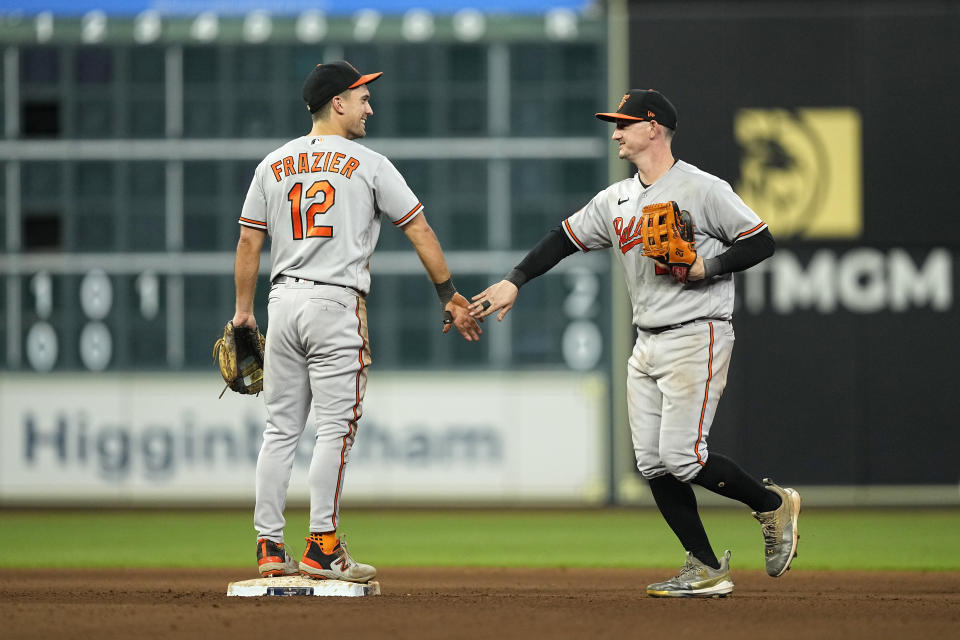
left=595, top=112, right=648, bottom=123
left=349, top=71, right=383, bottom=89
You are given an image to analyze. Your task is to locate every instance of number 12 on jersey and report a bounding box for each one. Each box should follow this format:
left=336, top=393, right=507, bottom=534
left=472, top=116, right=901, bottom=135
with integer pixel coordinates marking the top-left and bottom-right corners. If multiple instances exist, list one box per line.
left=288, top=180, right=336, bottom=239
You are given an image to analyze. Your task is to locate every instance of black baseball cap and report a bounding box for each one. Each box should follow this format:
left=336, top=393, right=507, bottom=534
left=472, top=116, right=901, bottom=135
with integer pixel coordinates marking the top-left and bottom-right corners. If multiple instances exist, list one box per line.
left=595, top=89, right=678, bottom=129
left=302, top=60, right=383, bottom=113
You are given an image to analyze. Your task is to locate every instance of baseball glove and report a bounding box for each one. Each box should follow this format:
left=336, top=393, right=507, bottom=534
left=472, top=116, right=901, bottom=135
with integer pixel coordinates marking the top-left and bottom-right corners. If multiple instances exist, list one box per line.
left=640, top=201, right=697, bottom=283
left=212, top=322, right=265, bottom=398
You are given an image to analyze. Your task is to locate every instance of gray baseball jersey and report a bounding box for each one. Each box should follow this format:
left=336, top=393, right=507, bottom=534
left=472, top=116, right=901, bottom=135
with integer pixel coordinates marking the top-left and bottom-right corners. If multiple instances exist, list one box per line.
left=562, top=160, right=766, bottom=329
left=563, top=159, right=767, bottom=482
left=239, top=134, right=424, bottom=294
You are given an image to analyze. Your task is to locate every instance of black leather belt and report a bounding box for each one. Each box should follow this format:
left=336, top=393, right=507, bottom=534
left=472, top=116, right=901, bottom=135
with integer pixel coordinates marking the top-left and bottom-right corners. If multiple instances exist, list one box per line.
left=273, top=275, right=364, bottom=297
left=638, top=317, right=721, bottom=334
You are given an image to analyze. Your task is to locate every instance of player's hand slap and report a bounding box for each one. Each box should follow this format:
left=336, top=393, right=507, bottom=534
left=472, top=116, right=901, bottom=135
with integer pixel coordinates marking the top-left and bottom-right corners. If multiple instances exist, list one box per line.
left=443, top=292, right=483, bottom=341
left=469, top=280, right=519, bottom=322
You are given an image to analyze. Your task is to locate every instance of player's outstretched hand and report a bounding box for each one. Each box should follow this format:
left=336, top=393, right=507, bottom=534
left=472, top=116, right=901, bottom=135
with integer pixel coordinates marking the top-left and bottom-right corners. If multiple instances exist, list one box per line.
left=469, top=280, right=519, bottom=322
left=443, top=293, right=483, bottom=341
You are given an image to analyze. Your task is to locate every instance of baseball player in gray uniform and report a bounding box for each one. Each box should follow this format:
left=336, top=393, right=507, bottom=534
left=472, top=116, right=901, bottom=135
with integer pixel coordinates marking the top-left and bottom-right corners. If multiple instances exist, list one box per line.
left=231, top=60, right=481, bottom=582
left=470, top=89, right=801, bottom=598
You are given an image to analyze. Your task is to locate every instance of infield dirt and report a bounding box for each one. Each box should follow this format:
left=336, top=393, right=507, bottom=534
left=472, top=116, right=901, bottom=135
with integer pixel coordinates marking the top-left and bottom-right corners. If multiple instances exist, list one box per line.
left=2, top=568, right=957, bottom=639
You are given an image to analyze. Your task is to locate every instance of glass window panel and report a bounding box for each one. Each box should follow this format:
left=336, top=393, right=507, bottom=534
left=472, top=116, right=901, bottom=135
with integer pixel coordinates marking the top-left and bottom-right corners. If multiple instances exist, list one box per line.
left=22, top=162, right=63, bottom=198
left=286, top=46, right=323, bottom=83
left=447, top=203, right=485, bottom=249
left=447, top=96, right=485, bottom=134
left=184, top=97, right=222, bottom=137
left=434, top=160, right=486, bottom=250
left=125, top=47, right=165, bottom=84
left=395, top=46, right=433, bottom=82
left=76, top=162, right=113, bottom=197
left=392, top=159, right=429, bottom=196
left=0, top=62, right=4, bottom=135
left=235, top=99, right=274, bottom=137
left=511, top=45, right=548, bottom=82
left=22, top=215, right=62, bottom=250
left=125, top=203, right=165, bottom=251
left=75, top=48, right=113, bottom=84
left=74, top=99, right=115, bottom=137
left=226, top=161, right=256, bottom=211
left=283, top=100, right=312, bottom=139
left=560, top=44, right=599, bottom=82
left=21, top=47, right=60, bottom=85
left=74, top=211, right=114, bottom=251
left=397, top=326, right=431, bottom=365
left=0, top=174, right=5, bottom=249
left=183, top=275, right=232, bottom=368
left=232, top=46, right=274, bottom=82
left=183, top=47, right=220, bottom=84
left=511, top=95, right=550, bottom=136
left=130, top=162, right=165, bottom=197
left=393, top=276, right=432, bottom=365
left=510, top=275, right=569, bottom=365
left=184, top=161, right=219, bottom=197
left=396, top=98, right=430, bottom=135
left=126, top=97, right=165, bottom=137
left=183, top=215, right=219, bottom=250
left=21, top=102, right=60, bottom=137
left=340, top=47, right=380, bottom=76
left=126, top=163, right=166, bottom=251
left=561, top=159, right=603, bottom=197
left=561, top=97, right=603, bottom=135
left=510, top=160, right=581, bottom=249
left=448, top=45, right=486, bottom=81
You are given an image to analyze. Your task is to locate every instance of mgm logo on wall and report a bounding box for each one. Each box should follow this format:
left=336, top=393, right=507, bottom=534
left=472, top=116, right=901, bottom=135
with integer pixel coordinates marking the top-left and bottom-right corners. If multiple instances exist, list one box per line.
left=735, top=108, right=862, bottom=239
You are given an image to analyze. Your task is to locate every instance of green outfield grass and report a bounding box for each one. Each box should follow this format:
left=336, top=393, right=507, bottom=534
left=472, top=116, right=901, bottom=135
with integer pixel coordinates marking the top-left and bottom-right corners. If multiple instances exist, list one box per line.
left=1, top=508, right=957, bottom=571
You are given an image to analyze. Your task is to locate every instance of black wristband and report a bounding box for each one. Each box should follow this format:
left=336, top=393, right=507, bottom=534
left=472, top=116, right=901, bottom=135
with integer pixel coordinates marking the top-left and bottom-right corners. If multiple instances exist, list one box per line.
left=434, top=278, right=457, bottom=307
left=504, top=268, right=528, bottom=289
left=702, top=257, right=721, bottom=280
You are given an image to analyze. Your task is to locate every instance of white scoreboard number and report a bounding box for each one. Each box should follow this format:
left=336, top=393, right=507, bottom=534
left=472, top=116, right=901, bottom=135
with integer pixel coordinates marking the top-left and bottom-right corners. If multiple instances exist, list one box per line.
left=24, top=270, right=160, bottom=372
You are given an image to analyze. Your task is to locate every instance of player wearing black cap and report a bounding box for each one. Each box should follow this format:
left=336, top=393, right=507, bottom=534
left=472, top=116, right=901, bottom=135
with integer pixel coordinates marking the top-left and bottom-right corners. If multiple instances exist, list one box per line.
left=232, top=60, right=481, bottom=583
left=470, top=88, right=802, bottom=598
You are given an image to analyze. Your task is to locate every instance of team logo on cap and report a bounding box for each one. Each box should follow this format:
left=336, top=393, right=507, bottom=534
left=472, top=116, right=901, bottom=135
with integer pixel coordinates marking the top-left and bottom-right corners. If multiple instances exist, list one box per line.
left=618, top=94, right=630, bottom=110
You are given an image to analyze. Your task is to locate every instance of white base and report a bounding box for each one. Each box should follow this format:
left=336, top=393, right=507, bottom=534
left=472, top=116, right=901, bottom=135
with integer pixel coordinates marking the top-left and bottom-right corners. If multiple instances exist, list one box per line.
left=227, top=575, right=381, bottom=597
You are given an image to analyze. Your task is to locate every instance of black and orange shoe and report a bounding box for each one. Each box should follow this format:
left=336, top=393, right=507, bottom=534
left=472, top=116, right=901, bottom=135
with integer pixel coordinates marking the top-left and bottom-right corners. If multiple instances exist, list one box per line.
left=256, top=538, right=299, bottom=578
left=299, top=534, right=376, bottom=583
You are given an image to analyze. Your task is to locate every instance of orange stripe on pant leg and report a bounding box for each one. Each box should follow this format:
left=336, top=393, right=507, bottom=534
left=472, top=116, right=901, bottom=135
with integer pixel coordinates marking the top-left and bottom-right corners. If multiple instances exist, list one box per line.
left=332, top=296, right=366, bottom=530
left=695, top=322, right=715, bottom=466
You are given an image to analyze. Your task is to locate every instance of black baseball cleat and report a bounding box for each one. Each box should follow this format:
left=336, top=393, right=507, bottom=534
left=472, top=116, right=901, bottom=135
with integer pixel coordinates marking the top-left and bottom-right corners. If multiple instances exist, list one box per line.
left=256, top=538, right=299, bottom=577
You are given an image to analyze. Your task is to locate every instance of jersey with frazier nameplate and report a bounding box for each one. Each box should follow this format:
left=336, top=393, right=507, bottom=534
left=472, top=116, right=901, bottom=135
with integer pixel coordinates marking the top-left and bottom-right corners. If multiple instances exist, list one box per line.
left=239, top=135, right=423, bottom=295
left=562, top=160, right=767, bottom=329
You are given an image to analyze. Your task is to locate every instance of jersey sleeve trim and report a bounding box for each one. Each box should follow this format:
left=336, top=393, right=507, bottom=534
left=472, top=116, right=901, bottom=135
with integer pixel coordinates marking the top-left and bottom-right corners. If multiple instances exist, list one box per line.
left=562, top=219, right=590, bottom=252
left=239, top=217, right=267, bottom=229
left=392, top=202, right=423, bottom=226
left=735, top=222, right=767, bottom=241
